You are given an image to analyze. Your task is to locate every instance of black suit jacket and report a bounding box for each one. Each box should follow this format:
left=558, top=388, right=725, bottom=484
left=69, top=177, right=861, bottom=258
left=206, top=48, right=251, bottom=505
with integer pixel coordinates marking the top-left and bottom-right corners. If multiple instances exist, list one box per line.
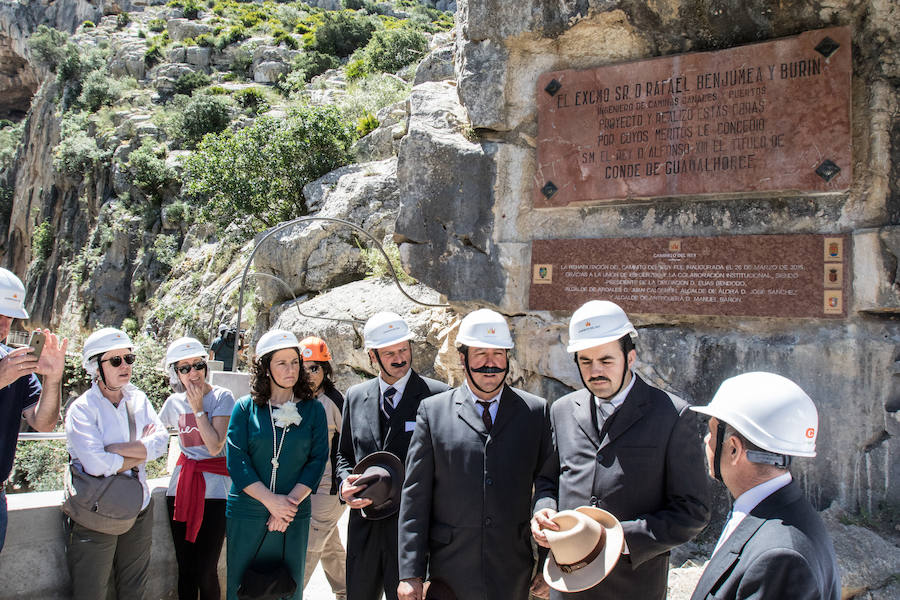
left=398, top=384, right=554, bottom=600
left=690, top=480, right=840, bottom=600
left=534, top=376, right=711, bottom=599
left=336, top=370, right=449, bottom=486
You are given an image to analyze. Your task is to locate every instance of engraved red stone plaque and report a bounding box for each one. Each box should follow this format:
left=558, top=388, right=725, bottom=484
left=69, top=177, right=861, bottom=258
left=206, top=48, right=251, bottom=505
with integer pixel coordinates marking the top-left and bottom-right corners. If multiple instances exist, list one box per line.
left=529, top=234, right=850, bottom=318
left=534, top=27, right=852, bottom=207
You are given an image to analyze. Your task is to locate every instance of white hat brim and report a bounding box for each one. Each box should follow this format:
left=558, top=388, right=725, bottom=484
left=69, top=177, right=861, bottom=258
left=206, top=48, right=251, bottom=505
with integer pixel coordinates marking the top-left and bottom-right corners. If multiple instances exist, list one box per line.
left=543, top=507, right=624, bottom=592
left=366, top=332, right=415, bottom=349
left=0, top=306, right=28, bottom=320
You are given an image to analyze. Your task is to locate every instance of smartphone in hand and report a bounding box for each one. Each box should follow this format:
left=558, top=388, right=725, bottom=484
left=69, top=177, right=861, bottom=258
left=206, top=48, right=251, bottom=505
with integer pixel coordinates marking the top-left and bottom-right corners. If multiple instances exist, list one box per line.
left=27, top=330, right=46, bottom=361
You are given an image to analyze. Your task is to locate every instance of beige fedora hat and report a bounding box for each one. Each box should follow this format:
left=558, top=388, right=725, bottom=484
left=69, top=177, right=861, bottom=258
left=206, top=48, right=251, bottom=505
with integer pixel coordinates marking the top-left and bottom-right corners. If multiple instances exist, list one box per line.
left=543, top=506, right=624, bottom=592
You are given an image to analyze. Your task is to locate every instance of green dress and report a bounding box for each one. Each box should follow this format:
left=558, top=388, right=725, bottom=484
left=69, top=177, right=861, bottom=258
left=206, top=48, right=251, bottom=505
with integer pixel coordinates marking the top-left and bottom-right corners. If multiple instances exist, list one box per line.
left=225, top=396, right=328, bottom=600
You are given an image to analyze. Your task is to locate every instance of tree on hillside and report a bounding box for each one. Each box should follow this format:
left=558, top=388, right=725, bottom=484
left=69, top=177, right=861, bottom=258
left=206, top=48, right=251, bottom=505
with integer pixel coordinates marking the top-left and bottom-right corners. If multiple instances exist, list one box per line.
left=183, top=105, right=355, bottom=236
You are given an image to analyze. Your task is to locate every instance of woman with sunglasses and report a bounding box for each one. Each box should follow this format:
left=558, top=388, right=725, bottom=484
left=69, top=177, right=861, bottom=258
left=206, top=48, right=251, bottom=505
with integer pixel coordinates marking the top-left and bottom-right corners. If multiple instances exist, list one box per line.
left=298, top=336, right=347, bottom=599
left=158, top=337, right=236, bottom=600
left=65, top=327, right=169, bottom=599
left=225, top=330, right=328, bottom=600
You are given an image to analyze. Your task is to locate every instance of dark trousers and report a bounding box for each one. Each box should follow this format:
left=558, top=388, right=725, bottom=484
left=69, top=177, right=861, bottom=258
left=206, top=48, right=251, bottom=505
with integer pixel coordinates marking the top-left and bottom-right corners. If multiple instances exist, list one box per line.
left=166, top=496, right=227, bottom=600
left=66, top=499, right=154, bottom=600
left=346, top=511, right=399, bottom=600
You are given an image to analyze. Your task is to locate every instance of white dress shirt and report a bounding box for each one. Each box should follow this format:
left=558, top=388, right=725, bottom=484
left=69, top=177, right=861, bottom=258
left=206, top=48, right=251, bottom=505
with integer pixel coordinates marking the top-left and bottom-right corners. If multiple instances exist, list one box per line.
left=65, top=382, right=169, bottom=509
left=464, top=380, right=502, bottom=423
left=713, top=472, right=793, bottom=555
left=379, top=368, right=412, bottom=409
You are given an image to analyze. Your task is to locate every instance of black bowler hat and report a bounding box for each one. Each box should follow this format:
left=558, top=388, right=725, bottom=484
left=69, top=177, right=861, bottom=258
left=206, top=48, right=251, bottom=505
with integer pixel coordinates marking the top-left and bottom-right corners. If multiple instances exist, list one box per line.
left=351, top=451, right=404, bottom=520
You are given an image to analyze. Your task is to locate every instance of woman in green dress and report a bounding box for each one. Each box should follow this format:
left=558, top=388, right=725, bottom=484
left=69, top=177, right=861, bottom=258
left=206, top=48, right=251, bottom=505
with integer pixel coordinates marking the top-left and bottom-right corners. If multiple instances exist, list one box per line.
left=225, top=329, right=328, bottom=600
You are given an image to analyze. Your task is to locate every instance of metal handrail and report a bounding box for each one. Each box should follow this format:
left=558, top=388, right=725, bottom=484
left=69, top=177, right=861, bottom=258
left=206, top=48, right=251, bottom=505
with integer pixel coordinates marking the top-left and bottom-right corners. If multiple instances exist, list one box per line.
left=233, top=216, right=448, bottom=349
left=17, top=431, right=178, bottom=441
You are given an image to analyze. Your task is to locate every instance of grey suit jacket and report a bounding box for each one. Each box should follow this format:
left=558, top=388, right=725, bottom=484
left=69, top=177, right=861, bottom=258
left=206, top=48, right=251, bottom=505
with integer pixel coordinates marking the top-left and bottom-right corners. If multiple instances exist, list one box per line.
left=690, top=480, right=840, bottom=600
left=534, top=376, right=711, bottom=599
left=398, top=384, right=554, bottom=600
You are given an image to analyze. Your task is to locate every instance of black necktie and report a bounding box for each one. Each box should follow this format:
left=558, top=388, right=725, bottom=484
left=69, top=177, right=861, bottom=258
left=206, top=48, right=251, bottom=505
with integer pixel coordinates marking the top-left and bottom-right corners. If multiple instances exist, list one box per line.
left=477, top=401, right=493, bottom=432
left=382, top=387, right=397, bottom=419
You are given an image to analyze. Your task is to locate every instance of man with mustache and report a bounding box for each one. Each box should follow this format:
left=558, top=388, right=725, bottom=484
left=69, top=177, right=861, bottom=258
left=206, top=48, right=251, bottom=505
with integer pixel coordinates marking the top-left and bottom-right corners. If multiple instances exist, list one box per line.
left=398, top=309, right=553, bottom=600
left=337, top=312, right=448, bottom=600
left=531, top=300, right=710, bottom=599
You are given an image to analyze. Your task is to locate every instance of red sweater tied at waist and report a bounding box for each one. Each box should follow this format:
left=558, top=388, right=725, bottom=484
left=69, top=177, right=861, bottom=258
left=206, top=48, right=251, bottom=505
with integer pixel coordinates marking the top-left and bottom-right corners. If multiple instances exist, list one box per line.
left=174, top=454, right=229, bottom=542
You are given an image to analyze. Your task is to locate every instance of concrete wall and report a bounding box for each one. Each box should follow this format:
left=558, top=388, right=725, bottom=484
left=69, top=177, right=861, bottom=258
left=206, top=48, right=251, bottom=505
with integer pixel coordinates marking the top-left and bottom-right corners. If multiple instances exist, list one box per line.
left=0, top=479, right=226, bottom=600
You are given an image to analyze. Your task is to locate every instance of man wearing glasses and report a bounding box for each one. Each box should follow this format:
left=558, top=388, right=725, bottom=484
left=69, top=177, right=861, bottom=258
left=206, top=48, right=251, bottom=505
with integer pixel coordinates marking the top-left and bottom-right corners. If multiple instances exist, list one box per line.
left=0, top=267, right=67, bottom=553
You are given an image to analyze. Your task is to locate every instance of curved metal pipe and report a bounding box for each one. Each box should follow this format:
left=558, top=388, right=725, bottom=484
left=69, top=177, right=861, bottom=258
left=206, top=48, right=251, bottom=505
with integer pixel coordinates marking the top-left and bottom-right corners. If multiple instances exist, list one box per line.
left=206, top=271, right=363, bottom=345
left=234, top=215, right=448, bottom=347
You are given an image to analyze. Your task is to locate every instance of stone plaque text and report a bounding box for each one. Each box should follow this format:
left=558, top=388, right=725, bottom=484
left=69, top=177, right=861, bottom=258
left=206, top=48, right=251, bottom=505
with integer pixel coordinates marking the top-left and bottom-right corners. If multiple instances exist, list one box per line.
left=535, top=27, right=852, bottom=207
left=529, top=234, right=849, bottom=318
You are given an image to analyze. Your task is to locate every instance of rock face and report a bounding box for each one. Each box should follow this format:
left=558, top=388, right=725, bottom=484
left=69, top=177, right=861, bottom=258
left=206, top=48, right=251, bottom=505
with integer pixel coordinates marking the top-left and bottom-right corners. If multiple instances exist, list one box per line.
left=251, top=158, right=402, bottom=309
left=391, top=0, right=900, bottom=515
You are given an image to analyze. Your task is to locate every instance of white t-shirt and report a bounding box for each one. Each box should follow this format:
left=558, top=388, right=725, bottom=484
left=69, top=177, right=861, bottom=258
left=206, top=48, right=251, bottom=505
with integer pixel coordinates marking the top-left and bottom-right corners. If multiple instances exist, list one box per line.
left=159, top=386, right=236, bottom=499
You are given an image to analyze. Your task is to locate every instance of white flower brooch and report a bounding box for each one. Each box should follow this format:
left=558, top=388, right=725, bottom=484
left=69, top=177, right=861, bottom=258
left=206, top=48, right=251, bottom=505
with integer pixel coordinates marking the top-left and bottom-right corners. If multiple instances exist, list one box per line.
left=272, top=402, right=302, bottom=428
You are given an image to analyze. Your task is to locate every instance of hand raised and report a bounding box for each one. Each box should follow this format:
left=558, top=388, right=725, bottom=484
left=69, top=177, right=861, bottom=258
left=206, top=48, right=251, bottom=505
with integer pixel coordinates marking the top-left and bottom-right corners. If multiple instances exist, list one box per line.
left=0, top=346, right=38, bottom=389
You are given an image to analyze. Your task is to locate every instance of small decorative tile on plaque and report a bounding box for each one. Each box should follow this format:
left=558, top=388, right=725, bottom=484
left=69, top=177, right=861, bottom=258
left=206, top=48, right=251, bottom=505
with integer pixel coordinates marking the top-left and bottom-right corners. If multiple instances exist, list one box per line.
left=533, top=264, right=553, bottom=284
left=823, top=238, right=843, bottom=262
left=823, top=290, right=843, bottom=315
left=823, top=265, right=842, bottom=288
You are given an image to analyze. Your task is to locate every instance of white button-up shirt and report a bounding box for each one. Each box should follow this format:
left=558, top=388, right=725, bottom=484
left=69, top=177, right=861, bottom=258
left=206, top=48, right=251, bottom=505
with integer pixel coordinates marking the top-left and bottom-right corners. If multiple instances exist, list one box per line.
left=713, top=472, right=793, bottom=555
left=65, top=382, right=169, bottom=509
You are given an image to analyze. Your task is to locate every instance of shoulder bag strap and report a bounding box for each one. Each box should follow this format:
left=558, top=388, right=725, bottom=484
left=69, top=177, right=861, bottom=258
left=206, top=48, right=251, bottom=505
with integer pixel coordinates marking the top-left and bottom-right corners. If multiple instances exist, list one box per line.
left=124, top=399, right=139, bottom=475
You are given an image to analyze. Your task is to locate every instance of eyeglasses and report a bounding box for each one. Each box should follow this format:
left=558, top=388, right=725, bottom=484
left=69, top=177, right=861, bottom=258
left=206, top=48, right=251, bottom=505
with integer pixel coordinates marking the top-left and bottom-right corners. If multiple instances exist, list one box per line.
left=176, top=361, right=207, bottom=374
left=101, top=354, right=136, bottom=368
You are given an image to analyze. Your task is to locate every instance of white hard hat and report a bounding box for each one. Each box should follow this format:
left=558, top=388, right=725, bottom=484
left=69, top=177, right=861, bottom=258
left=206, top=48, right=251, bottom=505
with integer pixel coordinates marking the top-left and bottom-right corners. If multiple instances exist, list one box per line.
left=0, top=268, right=28, bottom=319
left=82, top=327, right=134, bottom=376
left=255, top=329, right=301, bottom=359
left=691, top=372, right=818, bottom=457
left=165, top=337, right=208, bottom=386
left=567, top=300, right=637, bottom=353
left=363, top=312, right=413, bottom=349
left=456, top=309, right=514, bottom=349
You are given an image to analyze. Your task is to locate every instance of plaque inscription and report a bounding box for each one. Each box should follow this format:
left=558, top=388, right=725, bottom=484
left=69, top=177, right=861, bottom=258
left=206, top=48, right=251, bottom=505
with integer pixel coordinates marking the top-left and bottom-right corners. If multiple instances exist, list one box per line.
left=534, top=27, right=852, bottom=207
left=529, top=234, right=849, bottom=318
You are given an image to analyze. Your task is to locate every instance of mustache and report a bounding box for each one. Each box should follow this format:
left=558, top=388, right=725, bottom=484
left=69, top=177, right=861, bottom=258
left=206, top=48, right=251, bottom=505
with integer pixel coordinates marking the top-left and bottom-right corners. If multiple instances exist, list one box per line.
left=472, top=366, right=506, bottom=374
left=589, top=376, right=611, bottom=383
left=390, top=361, right=408, bottom=369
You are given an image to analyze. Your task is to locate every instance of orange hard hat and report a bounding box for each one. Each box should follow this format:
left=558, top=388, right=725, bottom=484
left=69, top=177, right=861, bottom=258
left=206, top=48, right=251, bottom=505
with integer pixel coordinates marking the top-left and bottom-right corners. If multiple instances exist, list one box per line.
left=299, top=336, right=332, bottom=362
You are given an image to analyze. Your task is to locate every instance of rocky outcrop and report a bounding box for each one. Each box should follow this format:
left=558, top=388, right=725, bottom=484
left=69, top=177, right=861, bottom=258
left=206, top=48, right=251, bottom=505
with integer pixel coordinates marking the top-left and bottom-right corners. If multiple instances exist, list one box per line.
left=251, top=158, right=402, bottom=310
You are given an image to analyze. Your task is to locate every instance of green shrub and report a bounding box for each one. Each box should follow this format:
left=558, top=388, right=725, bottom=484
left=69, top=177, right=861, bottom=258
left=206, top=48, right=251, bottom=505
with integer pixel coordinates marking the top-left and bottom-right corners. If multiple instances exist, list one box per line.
left=152, top=234, right=180, bottom=270
left=273, top=29, right=299, bottom=49
left=121, top=317, right=139, bottom=338
left=52, top=114, right=108, bottom=176
left=163, top=200, right=194, bottom=227
left=116, top=12, right=131, bottom=29
left=78, top=70, right=122, bottom=112
left=345, top=58, right=368, bottom=81
left=145, top=44, right=164, bottom=67
left=206, top=85, right=228, bottom=95
left=179, top=94, right=232, bottom=147
left=359, top=238, right=416, bottom=284
left=278, top=51, right=340, bottom=92
left=173, top=70, right=211, bottom=95
left=0, top=120, right=24, bottom=173
left=337, top=72, right=410, bottom=124
left=127, top=141, right=177, bottom=198
left=234, top=87, right=269, bottom=115
left=184, top=105, right=355, bottom=235
left=12, top=440, right=68, bottom=492
left=309, top=11, right=375, bottom=58
left=148, top=18, right=166, bottom=32
left=195, top=33, right=215, bottom=47
left=131, top=333, right=170, bottom=410
left=183, top=0, right=202, bottom=19
left=28, top=25, right=69, bottom=71
left=356, top=111, right=378, bottom=137
left=217, top=24, right=247, bottom=48
left=362, top=27, right=428, bottom=73
left=82, top=20, right=96, bottom=29
left=31, top=220, right=53, bottom=265
left=230, top=45, right=254, bottom=79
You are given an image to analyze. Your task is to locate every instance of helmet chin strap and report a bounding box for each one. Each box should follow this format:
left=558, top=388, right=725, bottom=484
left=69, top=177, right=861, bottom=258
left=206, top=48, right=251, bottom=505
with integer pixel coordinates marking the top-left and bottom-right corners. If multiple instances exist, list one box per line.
left=97, top=360, right=125, bottom=393
left=463, top=349, right=508, bottom=396
left=713, top=420, right=727, bottom=482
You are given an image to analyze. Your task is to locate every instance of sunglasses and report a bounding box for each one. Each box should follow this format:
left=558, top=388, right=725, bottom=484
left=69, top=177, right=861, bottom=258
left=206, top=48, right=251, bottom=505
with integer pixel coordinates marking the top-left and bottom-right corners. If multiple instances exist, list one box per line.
left=101, top=354, right=136, bottom=368
left=176, top=361, right=207, bottom=374
left=303, top=364, right=321, bottom=374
